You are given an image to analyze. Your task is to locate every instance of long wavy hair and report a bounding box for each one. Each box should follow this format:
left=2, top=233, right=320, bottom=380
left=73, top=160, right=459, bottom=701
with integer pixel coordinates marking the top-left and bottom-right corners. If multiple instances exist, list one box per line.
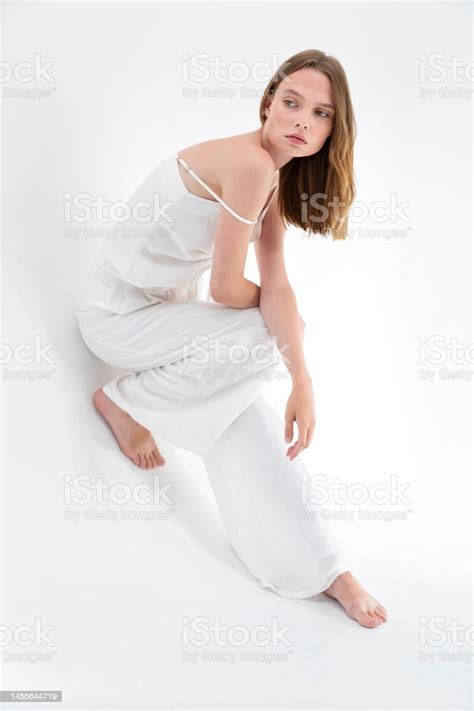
left=259, top=49, right=356, bottom=240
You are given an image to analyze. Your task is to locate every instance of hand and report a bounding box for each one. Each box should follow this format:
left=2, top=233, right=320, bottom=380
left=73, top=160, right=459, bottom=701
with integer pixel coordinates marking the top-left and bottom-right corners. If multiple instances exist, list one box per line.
left=284, top=377, right=316, bottom=460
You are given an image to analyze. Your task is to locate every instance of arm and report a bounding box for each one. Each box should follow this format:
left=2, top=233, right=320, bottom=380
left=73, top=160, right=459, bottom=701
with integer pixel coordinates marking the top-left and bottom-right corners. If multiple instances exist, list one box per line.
left=254, top=193, right=310, bottom=383
left=209, top=151, right=276, bottom=309
left=213, top=277, right=261, bottom=309
left=258, top=284, right=309, bottom=382
left=254, top=194, right=315, bottom=459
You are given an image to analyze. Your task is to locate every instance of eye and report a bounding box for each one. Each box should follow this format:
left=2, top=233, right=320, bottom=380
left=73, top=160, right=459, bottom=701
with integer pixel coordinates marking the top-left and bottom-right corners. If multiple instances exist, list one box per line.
left=283, top=99, right=332, bottom=119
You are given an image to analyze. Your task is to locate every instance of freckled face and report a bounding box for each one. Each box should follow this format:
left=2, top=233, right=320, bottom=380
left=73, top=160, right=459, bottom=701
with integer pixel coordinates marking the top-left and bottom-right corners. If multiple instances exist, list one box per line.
left=263, top=68, right=335, bottom=156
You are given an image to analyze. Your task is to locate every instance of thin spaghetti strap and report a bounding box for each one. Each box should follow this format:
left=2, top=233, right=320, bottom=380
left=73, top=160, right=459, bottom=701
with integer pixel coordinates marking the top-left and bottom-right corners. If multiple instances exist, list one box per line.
left=177, top=155, right=258, bottom=225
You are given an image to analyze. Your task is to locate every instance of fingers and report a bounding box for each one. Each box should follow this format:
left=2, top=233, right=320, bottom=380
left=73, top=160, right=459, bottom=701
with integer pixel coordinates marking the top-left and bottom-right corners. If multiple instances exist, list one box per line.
left=286, top=419, right=315, bottom=460
left=305, top=422, right=315, bottom=449
left=286, top=420, right=307, bottom=459
left=284, top=418, right=294, bottom=444
left=286, top=434, right=307, bottom=460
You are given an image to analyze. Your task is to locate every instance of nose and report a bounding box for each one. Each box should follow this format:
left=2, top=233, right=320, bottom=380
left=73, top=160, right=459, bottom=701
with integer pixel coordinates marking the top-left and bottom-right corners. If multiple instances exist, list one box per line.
left=295, top=113, right=309, bottom=129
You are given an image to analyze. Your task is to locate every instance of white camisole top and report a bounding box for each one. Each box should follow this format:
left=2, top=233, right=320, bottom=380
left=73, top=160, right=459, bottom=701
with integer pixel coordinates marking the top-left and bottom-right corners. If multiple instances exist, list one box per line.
left=76, top=152, right=278, bottom=315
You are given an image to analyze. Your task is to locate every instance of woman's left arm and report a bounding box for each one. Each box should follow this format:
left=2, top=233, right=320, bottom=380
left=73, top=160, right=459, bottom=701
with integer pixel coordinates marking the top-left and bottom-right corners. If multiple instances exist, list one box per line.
left=254, top=192, right=309, bottom=382
left=258, top=283, right=309, bottom=382
left=254, top=202, right=316, bottom=459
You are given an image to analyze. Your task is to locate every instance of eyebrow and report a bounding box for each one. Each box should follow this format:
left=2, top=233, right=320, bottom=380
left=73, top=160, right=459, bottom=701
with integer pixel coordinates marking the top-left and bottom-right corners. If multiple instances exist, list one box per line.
left=283, top=88, right=335, bottom=110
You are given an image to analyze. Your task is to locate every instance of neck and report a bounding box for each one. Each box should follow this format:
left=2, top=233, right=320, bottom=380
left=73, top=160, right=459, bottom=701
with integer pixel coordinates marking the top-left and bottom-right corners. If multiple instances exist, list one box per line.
left=254, top=127, right=294, bottom=171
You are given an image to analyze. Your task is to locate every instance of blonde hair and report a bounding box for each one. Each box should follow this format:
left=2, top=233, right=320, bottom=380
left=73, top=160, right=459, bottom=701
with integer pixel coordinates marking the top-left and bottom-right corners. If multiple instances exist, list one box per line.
left=259, top=49, right=356, bottom=240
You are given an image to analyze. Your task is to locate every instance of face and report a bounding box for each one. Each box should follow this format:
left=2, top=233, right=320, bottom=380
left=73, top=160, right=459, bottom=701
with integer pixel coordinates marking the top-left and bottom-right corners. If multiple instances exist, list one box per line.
left=263, top=67, right=335, bottom=157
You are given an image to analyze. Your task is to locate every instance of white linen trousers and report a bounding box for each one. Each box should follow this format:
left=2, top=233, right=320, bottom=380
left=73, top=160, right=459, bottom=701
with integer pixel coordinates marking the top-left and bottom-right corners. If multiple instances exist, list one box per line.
left=75, top=151, right=352, bottom=598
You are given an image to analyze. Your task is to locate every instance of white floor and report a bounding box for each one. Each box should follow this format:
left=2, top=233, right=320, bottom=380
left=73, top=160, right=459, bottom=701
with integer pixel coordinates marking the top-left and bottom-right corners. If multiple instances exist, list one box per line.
left=1, top=306, right=472, bottom=710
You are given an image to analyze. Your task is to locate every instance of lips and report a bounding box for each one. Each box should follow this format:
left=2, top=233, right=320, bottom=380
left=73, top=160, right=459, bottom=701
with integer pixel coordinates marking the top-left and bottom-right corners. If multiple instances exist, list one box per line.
left=286, top=134, right=307, bottom=145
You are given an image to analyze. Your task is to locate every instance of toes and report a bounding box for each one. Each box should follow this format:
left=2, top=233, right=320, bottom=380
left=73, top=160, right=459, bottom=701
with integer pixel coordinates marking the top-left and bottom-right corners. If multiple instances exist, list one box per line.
left=374, top=600, right=387, bottom=615
left=353, top=609, right=380, bottom=628
left=153, top=448, right=166, bottom=465
left=361, top=614, right=379, bottom=628
left=122, top=447, right=140, bottom=467
left=370, top=612, right=383, bottom=626
left=374, top=601, right=388, bottom=618
left=123, top=447, right=162, bottom=469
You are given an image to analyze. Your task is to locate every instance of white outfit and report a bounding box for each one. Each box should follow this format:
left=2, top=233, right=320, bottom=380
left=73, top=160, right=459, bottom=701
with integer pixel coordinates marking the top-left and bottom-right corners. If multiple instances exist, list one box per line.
left=75, top=151, right=351, bottom=597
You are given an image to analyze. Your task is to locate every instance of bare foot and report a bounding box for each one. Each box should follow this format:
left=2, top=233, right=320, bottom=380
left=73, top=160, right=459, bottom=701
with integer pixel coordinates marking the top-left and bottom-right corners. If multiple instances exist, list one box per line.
left=322, top=571, right=388, bottom=628
left=92, top=388, right=166, bottom=469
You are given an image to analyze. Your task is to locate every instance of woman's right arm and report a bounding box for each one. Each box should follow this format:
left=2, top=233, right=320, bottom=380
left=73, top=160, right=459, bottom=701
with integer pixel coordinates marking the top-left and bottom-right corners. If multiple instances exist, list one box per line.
left=209, top=151, right=275, bottom=308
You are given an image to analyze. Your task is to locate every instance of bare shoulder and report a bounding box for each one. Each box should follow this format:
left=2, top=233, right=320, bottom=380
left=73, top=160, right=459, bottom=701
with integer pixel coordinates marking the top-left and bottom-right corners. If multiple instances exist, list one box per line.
left=177, top=136, right=276, bottom=221
left=178, top=137, right=274, bottom=181
left=221, top=146, right=275, bottom=222
left=223, top=143, right=275, bottom=184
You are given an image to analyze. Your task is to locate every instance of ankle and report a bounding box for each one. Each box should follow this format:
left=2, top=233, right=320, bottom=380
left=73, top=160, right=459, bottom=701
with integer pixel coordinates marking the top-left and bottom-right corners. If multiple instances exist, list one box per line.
left=328, top=570, right=355, bottom=592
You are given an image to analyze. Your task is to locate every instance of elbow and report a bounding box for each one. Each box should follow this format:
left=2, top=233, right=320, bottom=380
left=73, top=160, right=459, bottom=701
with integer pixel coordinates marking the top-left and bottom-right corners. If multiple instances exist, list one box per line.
left=209, top=278, right=239, bottom=305
left=210, top=284, right=235, bottom=305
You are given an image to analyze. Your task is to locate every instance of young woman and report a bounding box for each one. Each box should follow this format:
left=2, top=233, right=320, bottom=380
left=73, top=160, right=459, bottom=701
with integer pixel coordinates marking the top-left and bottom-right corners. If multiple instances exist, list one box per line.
left=76, top=49, right=388, bottom=628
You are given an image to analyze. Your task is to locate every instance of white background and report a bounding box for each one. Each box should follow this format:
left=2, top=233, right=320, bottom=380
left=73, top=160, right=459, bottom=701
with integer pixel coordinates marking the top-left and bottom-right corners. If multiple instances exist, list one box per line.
left=1, top=1, right=472, bottom=709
